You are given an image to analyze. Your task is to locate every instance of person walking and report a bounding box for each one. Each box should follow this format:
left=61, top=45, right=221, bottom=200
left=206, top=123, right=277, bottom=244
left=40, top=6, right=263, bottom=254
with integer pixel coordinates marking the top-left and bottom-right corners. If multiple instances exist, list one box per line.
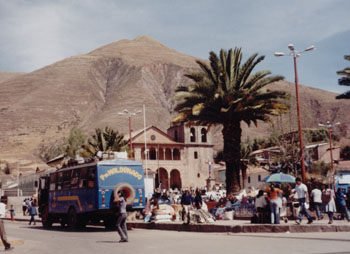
left=335, top=188, right=350, bottom=222
left=181, top=189, right=194, bottom=224
left=310, top=185, right=323, bottom=220
left=322, top=185, right=337, bottom=224
left=0, top=200, right=14, bottom=251
left=291, top=177, right=313, bottom=224
left=114, top=190, right=128, bottom=243
left=28, top=198, right=37, bottom=225
left=194, top=189, right=203, bottom=210
left=266, top=184, right=283, bottom=224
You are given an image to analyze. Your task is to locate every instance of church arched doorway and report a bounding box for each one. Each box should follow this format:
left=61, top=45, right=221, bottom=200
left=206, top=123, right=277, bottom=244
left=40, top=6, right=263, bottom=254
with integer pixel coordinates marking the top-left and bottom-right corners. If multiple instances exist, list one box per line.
left=155, top=168, right=169, bottom=190
left=170, top=169, right=182, bottom=190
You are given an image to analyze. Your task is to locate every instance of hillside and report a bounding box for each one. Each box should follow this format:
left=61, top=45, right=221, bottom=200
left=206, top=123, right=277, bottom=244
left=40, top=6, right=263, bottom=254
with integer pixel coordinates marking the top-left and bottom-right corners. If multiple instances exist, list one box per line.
left=0, top=71, right=25, bottom=83
left=0, top=36, right=349, bottom=172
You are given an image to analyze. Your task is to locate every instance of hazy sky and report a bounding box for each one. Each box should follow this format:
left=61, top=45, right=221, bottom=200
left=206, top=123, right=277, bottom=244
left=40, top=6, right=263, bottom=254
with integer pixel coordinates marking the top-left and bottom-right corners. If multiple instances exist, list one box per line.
left=1, top=0, right=350, bottom=93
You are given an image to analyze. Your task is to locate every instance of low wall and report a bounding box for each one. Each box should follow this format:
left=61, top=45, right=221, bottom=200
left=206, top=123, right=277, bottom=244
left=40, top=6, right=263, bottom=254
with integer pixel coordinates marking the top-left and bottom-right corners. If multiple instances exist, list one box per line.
left=7, top=196, right=32, bottom=215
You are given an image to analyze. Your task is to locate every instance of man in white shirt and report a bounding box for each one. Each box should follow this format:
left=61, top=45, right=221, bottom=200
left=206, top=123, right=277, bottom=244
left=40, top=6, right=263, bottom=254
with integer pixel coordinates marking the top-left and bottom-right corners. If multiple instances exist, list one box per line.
left=310, top=185, right=323, bottom=220
left=291, top=177, right=313, bottom=224
left=0, top=199, right=13, bottom=251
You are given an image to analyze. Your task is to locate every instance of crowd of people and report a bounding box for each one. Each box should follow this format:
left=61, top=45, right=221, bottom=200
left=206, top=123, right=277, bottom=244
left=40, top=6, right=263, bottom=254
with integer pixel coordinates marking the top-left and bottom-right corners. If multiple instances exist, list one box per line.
left=142, top=187, right=263, bottom=224
left=22, top=195, right=38, bottom=225
left=143, top=188, right=219, bottom=224
left=252, top=177, right=350, bottom=225
left=143, top=180, right=350, bottom=226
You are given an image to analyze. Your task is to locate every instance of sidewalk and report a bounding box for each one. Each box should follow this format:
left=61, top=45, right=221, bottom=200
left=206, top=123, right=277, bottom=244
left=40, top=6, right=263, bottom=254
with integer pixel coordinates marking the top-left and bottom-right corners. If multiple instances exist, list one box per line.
left=129, top=217, right=350, bottom=233
left=6, top=213, right=350, bottom=234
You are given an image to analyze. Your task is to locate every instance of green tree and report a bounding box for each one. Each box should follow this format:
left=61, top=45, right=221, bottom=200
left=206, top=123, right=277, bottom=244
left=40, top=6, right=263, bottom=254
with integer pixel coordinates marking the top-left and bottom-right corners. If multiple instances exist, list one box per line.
left=38, top=142, right=64, bottom=162
left=272, top=131, right=300, bottom=175
left=341, top=145, right=350, bottom=160
left=310, top=161, right=331, bottom=177
left=336, top=55, right=350, bottom=99
left=174, top=48, right=289, bottom=194
left=305, top=129, right=328, bottom=143
left=252, top=137, right=267, bottom=151
left=64, top=127, right=87, bottom=158
left=80, top=127, right=127, bottom=157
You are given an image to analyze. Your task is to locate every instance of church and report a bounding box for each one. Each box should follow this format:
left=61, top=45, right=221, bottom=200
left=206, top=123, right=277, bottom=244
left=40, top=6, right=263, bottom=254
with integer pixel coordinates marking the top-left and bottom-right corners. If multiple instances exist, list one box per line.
left=131, top=124, right=214, bottom=191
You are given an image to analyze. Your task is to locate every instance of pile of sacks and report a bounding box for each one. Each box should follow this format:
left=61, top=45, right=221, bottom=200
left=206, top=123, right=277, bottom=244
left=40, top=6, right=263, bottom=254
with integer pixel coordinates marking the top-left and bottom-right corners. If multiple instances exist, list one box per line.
left=190, top=202, right=216, bottom=223
left=153, top=204, right=175, bottom=223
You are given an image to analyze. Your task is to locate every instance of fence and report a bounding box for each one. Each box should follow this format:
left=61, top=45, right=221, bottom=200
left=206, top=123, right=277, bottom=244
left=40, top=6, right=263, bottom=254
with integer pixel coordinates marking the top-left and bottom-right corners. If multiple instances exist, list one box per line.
left=1, top=169, right=53, bottom=197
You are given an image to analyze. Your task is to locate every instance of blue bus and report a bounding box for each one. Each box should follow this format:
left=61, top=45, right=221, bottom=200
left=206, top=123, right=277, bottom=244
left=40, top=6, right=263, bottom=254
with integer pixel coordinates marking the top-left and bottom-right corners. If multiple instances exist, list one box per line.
left=38, top=159, right=145, bottom=229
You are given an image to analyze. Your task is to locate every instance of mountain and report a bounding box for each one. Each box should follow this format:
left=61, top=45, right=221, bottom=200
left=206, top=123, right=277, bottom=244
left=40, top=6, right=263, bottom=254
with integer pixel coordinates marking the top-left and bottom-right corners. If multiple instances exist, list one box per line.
left=0, top=71, right=25, bottom=83
left=0, top=36, right=349, bottom=173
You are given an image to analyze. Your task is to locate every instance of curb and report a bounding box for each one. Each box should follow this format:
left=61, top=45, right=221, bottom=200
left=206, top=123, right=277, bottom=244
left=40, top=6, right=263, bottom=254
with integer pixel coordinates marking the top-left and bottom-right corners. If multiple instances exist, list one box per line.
left=129, top=222, right=350, bottom=233
left=4, top=218, right=38, bottom=223
left=7, top=217, right=350, bottom=234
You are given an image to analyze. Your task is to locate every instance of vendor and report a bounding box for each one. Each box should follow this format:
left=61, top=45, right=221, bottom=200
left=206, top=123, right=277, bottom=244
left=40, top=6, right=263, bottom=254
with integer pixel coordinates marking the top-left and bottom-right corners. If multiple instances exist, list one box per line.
left=255, top=190, right=268, bottom=223
left=266, top=184, right=283, bottom=224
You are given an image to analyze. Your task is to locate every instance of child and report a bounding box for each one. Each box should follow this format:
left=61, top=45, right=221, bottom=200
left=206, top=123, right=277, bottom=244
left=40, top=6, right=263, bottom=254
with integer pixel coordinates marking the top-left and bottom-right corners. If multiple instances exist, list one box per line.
left=9, top=205, right=15, bottom=222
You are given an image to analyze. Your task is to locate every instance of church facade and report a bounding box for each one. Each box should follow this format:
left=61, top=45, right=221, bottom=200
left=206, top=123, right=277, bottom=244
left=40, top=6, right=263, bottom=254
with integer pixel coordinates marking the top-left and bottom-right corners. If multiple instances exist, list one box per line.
left=131, top=124, right=214, bottom=191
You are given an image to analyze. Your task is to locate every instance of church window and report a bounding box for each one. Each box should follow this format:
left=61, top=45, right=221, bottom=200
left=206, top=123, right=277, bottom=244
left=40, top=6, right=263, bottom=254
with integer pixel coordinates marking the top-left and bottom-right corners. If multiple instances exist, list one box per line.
left=190, top=128, right=196, bottom=142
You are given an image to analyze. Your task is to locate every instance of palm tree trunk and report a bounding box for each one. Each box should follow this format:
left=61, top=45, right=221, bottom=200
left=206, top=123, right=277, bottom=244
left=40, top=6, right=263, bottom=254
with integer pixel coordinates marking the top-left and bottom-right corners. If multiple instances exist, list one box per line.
left=222, top=121, right=242, bottom=195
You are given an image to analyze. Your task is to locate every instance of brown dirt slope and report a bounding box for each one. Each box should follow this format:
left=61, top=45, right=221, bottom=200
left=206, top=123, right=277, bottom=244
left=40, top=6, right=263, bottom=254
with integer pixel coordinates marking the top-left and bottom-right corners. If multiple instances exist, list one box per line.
left=0, top=71, right=25, bottom=83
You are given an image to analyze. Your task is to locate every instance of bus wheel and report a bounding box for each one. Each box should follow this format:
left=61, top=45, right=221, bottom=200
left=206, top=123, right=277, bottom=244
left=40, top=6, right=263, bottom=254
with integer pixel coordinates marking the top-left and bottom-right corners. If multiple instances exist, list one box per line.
left=67, top=207, right=78, bottom=230
left=41, top=206, right=52, bottom=228
left=77, top=215, right=86, bottom=229
left=104, top=216, right=117, bottom=230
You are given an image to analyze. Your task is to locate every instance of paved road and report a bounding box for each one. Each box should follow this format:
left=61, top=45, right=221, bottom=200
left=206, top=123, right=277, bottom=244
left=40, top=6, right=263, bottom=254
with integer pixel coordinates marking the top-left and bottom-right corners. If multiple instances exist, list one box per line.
left=2, top=220, right=350, bottom=254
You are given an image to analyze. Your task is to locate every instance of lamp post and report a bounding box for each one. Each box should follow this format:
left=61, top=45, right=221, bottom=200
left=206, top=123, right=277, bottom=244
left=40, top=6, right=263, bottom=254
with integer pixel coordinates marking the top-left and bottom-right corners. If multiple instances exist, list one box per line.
left=118, top=109, right=142, bottom=158
left=275, top=44, right=315, bottom=183
left=319, top=121, right=340, bottom=191
left=142, top=104, right=148, bottom=179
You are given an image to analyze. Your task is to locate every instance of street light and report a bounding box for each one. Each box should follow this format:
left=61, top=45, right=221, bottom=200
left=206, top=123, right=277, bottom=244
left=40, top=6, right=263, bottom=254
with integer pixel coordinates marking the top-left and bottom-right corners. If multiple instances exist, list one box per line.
left=319, top=121, right=340, bottom=191
left=118, top=109, right=142, bottom=158
left=275, top=44, right=315, bottom=183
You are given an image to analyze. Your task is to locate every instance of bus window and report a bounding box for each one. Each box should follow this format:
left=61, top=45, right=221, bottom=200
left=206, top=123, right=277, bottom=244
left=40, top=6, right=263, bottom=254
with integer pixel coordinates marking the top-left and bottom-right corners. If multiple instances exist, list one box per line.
left=49, top=173, right=57, bottom=191
left=63, top=170, right=72, bottom=190
left=79, top=167, right=87, bottom=189
left=87, top=167, right=95, bottom=189
left=57, top=172, right=63, bottom=190
left=70, top=169, right=79, bottom=189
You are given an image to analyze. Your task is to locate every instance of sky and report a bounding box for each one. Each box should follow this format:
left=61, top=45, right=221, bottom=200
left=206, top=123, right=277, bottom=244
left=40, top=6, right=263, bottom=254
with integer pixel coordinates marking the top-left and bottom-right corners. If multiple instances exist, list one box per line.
left=0, top=0, right=350, bottom=94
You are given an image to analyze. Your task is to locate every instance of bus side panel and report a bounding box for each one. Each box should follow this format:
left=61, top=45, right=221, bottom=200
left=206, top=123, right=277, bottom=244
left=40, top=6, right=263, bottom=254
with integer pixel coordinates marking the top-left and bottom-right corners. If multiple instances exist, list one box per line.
left=48, top=188, right=98, bottom=214
left=97, top=164, right=145, bottom=210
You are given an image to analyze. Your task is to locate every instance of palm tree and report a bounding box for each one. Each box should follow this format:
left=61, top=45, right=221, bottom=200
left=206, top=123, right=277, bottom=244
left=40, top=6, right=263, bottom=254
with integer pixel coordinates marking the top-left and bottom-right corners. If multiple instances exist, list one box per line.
left=80, top=127, right=128, bottom=158
left=336, top=55, right=350, bottom=99
left=214, top=140, right=257, bottom=189
left=174, top=48, right=289, bottom=194
left=240, top=141, right=258, bottom=189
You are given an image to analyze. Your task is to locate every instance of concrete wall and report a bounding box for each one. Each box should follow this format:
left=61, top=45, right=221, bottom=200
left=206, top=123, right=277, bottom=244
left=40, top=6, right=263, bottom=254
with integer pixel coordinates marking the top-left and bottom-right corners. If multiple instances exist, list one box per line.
left=6, top=196, right=32, bottom=217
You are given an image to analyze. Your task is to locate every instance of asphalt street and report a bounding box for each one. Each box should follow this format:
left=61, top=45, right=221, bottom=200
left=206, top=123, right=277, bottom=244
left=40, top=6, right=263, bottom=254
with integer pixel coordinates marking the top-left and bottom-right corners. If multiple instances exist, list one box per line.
left=2, top=220, right=350, bottom=254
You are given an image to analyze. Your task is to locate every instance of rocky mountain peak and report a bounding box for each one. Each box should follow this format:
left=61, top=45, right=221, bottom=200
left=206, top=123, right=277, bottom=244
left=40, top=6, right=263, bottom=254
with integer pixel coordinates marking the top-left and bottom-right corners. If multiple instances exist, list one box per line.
left=88, top=36, right=198, bottom=68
